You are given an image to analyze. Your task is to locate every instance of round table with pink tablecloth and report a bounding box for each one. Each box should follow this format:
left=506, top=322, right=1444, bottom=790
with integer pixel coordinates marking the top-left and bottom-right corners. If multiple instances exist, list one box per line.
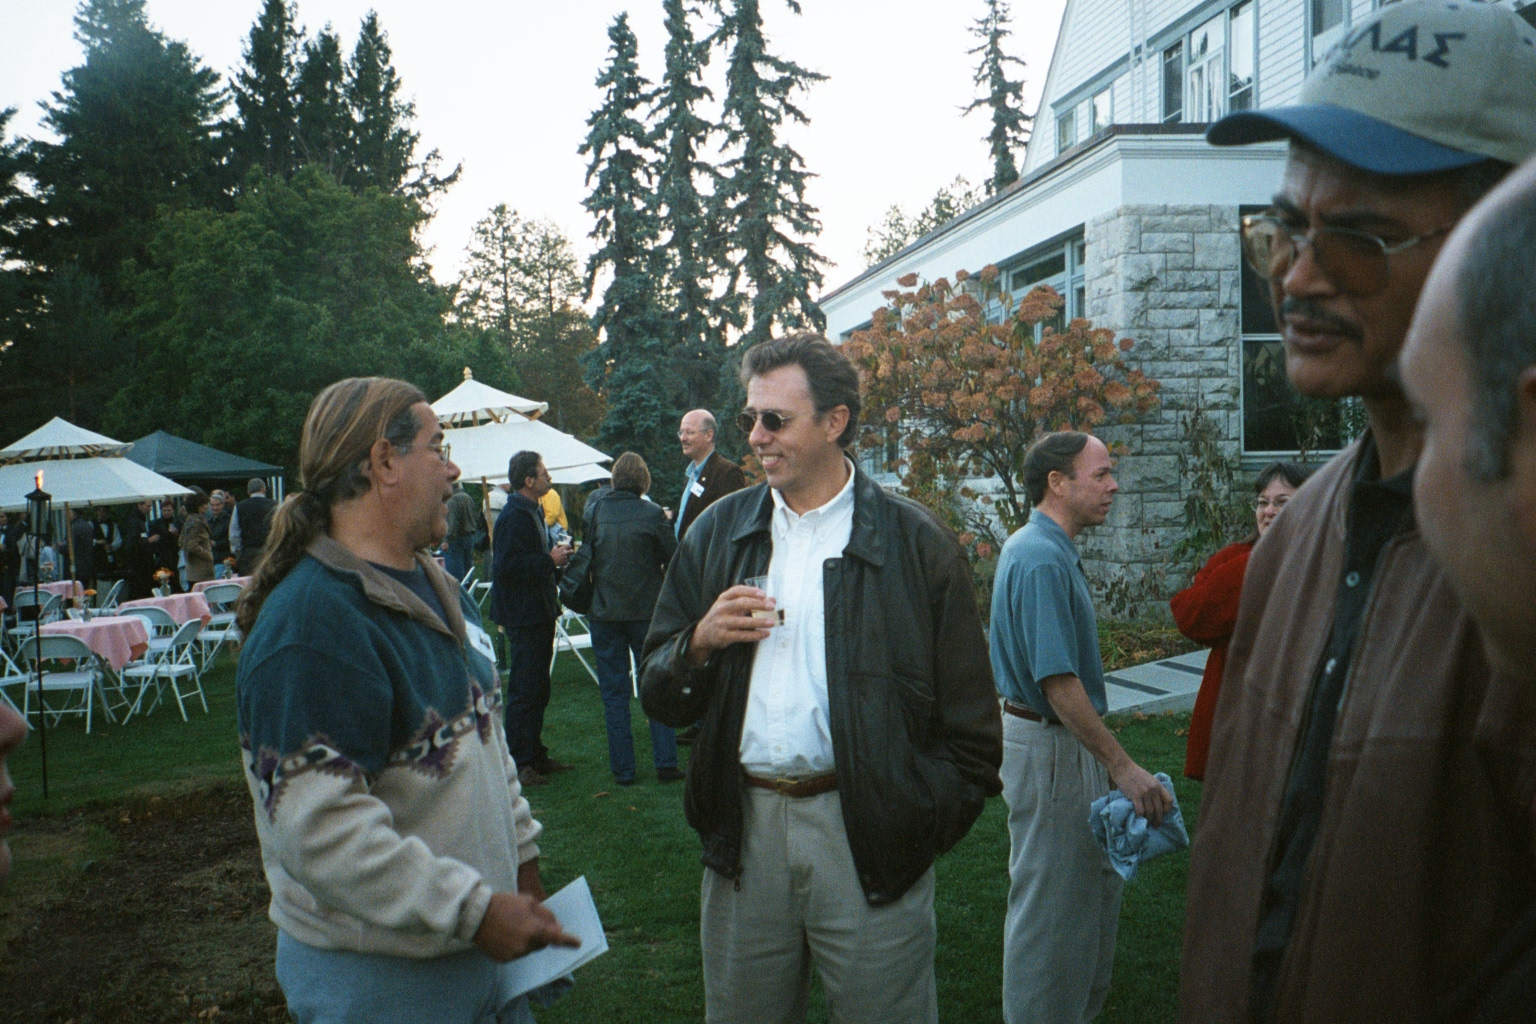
left=40, top=615, right=150, bottom=672
left=37, top=580, right=85, bottom=601
left=117, top=592, right=212, bottom=626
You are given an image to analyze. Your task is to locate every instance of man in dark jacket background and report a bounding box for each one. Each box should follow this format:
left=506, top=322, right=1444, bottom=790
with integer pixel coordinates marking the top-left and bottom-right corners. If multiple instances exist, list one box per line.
left=490, top=450, right=573, bottom=785
left=641, top=333, right=1001, bottom=1023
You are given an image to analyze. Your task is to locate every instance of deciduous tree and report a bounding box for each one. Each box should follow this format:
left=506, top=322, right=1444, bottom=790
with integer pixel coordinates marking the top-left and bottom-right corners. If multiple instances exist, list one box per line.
left=842, top=267, right=1159, bottom=560
left=455, top=205, right=601, bottom=437
left=117, top=166, right=491, bottom=468
left=862, top=175, right=984, bottom=266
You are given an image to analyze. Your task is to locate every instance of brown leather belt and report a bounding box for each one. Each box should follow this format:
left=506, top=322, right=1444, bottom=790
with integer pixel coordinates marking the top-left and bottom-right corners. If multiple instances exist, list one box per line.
left=743, top=772, right=838, bottom=798
left=1003, top=700, right=1046, bottom=723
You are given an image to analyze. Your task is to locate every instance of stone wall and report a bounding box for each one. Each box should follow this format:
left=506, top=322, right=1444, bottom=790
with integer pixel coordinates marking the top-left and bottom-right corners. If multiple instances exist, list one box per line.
left=1078, top=203, right=1243, bottom=617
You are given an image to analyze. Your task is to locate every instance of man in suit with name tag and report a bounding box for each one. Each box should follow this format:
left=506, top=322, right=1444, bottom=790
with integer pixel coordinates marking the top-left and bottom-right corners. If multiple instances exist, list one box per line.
left=675, top=410, right=746, bottom=540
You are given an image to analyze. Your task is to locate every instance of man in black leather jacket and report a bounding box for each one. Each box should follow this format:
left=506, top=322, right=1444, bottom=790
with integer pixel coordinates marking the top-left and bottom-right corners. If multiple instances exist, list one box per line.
left=640, top=332, right=1001, bottom=1023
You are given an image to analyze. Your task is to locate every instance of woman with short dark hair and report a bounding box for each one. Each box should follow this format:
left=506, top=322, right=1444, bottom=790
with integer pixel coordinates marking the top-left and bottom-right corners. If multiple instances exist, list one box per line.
left=1172, top=461, right=1308, bottom=780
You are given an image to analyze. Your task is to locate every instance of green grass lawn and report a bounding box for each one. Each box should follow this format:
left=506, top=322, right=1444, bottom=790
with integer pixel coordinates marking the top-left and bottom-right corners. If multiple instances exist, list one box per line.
left=7, top=639, right=1199, bottom=1023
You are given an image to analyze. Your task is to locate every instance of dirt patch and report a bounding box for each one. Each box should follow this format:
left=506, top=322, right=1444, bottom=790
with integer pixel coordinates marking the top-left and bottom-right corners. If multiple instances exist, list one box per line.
left=0, top=783, right=288, bottom=1023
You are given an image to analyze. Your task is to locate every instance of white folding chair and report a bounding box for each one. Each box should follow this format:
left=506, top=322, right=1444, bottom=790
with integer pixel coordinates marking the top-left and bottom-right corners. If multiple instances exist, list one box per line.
left=119, top=618, right=206, bottom=721
left=6, top=592, right=63, bottom=653
left=460, top=566, right=478, bottom=592
left=550, top=608, right=600, bottom=685
left=95, top=578, right=125, bottom=611
left=0, top=646, right=31, bottom=727
left=194, top=581, right=243, bottom=669
left=116, top=605, right=178, bottom=655
left=21, top=634, right=113, bottom=733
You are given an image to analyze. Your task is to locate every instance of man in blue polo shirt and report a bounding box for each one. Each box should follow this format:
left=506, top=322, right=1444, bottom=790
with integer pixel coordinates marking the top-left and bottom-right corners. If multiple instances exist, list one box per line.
left=989, top=430, right=1171, bottom=1024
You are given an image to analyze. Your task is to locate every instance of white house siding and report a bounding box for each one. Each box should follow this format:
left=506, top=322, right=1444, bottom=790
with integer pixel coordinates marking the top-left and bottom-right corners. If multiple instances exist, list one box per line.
left=1257, top=0, right=1305, bottom=107
left=1055, top=0, right=1132, bottom=107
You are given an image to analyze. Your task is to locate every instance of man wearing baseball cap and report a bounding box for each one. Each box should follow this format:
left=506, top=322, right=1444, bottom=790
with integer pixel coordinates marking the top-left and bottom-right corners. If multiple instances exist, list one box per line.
left=1180, top=3, right=1536, bottom=1020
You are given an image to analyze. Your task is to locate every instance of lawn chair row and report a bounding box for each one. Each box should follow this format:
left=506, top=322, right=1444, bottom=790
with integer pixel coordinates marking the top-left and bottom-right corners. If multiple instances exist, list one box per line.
left=0, top=579, right=244, bottom=734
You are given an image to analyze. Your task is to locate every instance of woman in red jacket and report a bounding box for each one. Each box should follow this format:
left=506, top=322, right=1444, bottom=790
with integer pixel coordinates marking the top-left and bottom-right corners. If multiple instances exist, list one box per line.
left=1172, top=461, right=1307, bottom=780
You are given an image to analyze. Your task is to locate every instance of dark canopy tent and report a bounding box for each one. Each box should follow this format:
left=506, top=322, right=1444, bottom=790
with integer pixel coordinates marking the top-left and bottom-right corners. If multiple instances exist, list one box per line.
left=125, top=430, right=281, bottom=483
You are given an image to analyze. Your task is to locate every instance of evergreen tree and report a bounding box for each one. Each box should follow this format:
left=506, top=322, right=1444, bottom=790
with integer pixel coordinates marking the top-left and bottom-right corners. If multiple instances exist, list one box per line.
left=0, top=109, right=32, bottom=399
left=963, top=0, right=1030, bottom=195
left=650, top=0, right=725, bottom=413
left=25, top=0, right=228, bottom=303
left=710, top=0, right=828, bottom=349
left=344, top=13, right=458, bottom=200
left=2, top=0, right=227, bottom=440
left=293, top=28, right=349, bottom=178
left=230, top=0, right=302, bottom=181
left=580, top=14, right=676, bottom=476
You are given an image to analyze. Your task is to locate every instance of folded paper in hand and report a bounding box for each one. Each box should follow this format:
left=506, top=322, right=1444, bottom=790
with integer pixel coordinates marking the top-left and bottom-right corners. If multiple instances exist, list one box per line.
left=1088, top=772, right=1190, bottom=881
left=501, top=875, right=609, bottom=999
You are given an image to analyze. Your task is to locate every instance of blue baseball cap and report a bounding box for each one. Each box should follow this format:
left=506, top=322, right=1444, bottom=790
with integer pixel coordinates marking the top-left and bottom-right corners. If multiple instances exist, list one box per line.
left=1208, top=1, right=1536, bottom=175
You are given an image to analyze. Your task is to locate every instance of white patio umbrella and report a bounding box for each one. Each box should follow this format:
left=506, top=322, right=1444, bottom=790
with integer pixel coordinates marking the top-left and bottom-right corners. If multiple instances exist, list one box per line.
left=445, top=417, right=610, bottom=482
left=431, top=367, right=548, bottom=426
left=0, top=458, right=193, bottom=512
left=550, top=463, right=611, bottom=486
left=0, top=416, right=132, bottom=462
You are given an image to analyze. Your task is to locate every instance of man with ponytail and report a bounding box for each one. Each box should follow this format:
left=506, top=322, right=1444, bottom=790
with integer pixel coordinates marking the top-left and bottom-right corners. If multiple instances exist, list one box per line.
left=235, top=378, right=577, bottom=1023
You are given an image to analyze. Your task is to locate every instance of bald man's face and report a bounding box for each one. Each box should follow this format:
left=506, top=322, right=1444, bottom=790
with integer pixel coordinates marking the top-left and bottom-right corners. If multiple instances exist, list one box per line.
left=679, top=412, right=714, bottom=464
left=1402, top=223, right=1536, bottom=677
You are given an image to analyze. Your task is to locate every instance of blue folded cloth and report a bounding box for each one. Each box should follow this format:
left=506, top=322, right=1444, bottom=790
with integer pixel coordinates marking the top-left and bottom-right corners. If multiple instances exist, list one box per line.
left=1089, top=771, right=1189, bottom=881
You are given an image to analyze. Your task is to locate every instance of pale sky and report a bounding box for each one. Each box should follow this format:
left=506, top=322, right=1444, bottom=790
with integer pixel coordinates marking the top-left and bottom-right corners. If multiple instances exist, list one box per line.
left=3, top=0, right=1068, bottom=298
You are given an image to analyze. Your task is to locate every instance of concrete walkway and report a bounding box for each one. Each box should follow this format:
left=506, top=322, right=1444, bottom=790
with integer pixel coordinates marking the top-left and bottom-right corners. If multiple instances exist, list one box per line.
left=1105, top=648, right=1207, bottom=715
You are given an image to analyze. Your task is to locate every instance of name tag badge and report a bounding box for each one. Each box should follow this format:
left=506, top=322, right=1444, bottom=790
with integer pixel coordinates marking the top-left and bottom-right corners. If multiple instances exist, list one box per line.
left=689, top=480, right=706, bottom=498
left=465, top=620, right=497, bottom=666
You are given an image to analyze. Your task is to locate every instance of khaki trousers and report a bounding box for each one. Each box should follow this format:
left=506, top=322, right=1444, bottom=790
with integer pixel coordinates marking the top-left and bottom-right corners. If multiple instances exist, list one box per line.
left=1001, top=714, right=1123, bottom=1024
left=700, top=786, right=938, bottom=1024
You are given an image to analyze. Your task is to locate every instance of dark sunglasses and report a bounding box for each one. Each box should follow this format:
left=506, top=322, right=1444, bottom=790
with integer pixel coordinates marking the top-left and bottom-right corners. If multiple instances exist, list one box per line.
left=1240, top=213, right=1451, bottom=297
left=737, top=410, right=797, bottom=434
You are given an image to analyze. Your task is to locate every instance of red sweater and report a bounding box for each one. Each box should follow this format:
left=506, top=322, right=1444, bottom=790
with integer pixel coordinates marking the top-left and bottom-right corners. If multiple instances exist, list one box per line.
left=1169, top=541, right=1253, bottom=780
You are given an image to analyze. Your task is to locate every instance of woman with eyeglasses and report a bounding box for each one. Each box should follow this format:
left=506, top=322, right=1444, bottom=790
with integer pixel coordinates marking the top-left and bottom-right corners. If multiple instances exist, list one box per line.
left=1171, top=461, right=1309, bottom=781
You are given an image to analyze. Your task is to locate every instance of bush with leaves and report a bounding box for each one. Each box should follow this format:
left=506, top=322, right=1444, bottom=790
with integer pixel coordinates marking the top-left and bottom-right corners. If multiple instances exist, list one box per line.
left=843, top=266, right=1160, bottom=565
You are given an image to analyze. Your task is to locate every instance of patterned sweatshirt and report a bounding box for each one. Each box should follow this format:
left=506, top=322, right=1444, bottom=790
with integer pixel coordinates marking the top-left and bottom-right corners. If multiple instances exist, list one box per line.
left=237, top=536, right=540, bottom=958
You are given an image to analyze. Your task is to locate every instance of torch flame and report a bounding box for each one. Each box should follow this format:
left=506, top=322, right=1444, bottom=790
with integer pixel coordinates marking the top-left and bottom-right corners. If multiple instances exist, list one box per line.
left=35, top=470, right=42, bottom=489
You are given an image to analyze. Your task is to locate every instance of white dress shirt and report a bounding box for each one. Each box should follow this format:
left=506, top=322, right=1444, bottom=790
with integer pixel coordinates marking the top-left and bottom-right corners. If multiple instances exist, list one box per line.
left=738, top=460, right=856, bottom=777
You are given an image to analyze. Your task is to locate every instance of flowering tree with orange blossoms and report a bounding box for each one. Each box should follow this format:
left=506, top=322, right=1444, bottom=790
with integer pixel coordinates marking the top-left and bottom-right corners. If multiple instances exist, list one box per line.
left=843, top=265, right=1160, bottom=561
